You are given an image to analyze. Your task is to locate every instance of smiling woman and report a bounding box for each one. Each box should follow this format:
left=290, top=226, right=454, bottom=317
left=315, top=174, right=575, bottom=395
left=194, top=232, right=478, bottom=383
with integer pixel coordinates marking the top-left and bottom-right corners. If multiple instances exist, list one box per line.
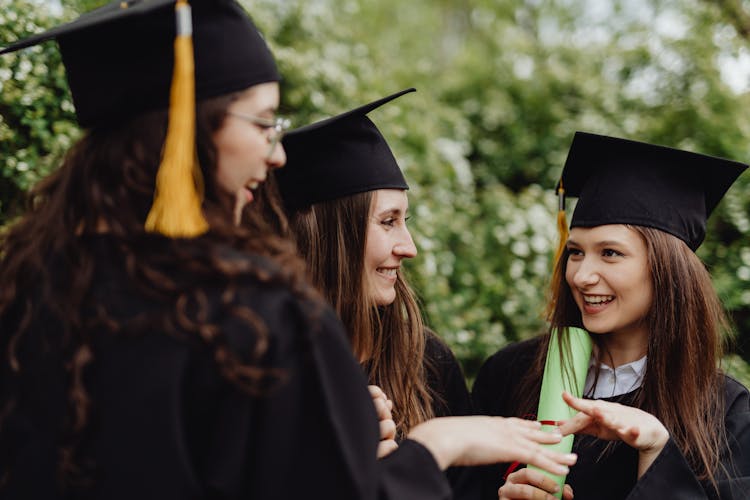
left=473, top=132, right=750, bottom=500
left=565, top=224, right=653, bottom=363
left=0, top=1, right=577, bottom=498
left=277, top=89, right=480, bottom=500
left=213, top=82, right=288, bottom=224
left=364, top=189, right=418, bottom=306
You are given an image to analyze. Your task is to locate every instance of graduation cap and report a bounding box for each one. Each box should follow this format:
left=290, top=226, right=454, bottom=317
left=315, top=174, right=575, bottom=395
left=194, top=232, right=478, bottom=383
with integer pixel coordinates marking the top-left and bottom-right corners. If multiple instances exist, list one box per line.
left=0, top=0, right=278, bottom=127
left=556, top=131, right=747, bottom=251
left=276, top=88, right=415, bottom=211
left=0, top=0, right=280, bottom=237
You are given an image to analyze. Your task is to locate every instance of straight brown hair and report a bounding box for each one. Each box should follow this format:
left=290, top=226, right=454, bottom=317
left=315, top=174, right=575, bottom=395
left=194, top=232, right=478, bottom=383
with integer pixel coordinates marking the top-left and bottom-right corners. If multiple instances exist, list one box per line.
left=289, top=191, right=434, bottom=435
left=516, top=225, right=727, bottom=487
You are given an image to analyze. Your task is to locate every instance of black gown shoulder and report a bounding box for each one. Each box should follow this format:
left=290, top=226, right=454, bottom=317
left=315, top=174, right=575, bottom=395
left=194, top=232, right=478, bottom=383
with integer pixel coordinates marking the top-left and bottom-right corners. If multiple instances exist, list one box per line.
left=472, top=337, right=750, bottom=500
left=626, top=375, right=750, bottom=500
left=425, top=330, right=473, bottom=418
left=1, top=236, right=452, bottom=500
left=424, top=330, right=479, bottom=500
left=471, top=337, right=543, bottom=499
left=472, top=336, right=541, bottom=418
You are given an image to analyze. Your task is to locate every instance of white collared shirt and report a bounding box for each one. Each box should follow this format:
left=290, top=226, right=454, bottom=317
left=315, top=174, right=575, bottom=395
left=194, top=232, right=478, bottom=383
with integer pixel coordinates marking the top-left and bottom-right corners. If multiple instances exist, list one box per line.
left=583, top=355, right=647, bottom=399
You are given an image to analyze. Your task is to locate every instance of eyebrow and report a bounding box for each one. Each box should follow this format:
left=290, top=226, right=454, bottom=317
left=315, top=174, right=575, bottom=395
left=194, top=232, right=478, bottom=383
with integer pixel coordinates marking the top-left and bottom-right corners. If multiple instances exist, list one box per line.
left=375, top=207, right=406, bottom=218
left=255, top=106, right=278, bottom=116
left=567, top=239, right=626, bottom=247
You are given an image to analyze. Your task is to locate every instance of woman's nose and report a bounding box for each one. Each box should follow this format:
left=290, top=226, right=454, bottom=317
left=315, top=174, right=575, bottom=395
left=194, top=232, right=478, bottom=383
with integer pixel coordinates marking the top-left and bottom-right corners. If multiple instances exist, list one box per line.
left=571, top=259, right=599, bottom=288
left=267, top=141, right=286, bottom=169
left=394, top=228, right=417, bottom=259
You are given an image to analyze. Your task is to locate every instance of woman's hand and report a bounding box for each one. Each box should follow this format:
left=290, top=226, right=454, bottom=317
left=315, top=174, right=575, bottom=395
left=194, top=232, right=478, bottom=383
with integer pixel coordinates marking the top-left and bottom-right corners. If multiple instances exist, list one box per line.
left=368, top=385, right=398, bottom=458
left=558, top=391, right=669, bottom=477
left=499, top=468, right=574, bottom=500
left=407, top=416, right=577, bottom=475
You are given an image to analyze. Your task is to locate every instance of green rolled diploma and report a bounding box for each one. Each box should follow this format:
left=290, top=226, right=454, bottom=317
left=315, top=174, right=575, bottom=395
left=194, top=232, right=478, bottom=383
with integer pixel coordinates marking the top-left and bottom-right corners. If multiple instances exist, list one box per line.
left=528, top=327, right=592, bottom=498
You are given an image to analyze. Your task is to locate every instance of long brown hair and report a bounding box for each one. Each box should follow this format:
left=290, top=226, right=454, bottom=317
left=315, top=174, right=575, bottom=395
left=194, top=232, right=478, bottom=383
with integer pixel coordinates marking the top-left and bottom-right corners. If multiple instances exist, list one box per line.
left=517, top=225, right=728, bottom=486
left=288, top=191, right=434, bottom=435
left=0, top=92, right=309, bottom=487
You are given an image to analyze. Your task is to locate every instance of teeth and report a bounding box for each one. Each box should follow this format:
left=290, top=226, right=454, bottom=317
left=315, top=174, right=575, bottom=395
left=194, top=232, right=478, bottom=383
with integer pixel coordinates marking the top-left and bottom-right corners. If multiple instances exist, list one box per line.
left=246, top=181, right=259, bottom=190
left=583, top=295, right=614, bottom=304
left=377, top=268, right=398, bottom=277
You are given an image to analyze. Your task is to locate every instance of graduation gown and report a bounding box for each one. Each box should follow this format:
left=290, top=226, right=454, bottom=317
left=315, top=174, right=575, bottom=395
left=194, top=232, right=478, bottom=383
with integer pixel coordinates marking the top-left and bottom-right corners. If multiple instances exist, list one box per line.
left=424, top=332, right=480, bottom=500
left=472, top=337, right=750, bottom=500
left=1, top=235, right=452, bottom=500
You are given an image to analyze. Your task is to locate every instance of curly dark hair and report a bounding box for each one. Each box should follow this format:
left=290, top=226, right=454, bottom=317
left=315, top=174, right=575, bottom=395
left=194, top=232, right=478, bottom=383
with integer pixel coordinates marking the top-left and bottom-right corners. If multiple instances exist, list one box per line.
left=0, top=92, right=312, bottom=489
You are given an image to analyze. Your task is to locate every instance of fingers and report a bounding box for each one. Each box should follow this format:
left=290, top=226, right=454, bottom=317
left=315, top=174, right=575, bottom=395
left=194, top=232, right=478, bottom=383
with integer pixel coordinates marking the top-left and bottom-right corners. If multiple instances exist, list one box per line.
left=499, top=483, right=558, bottom=500
left=368, top=385, right=386, bottom=400
left=379, top=417, right=396, bottom=441
left=561, top=392, right=668, bottom=452
left=561, top=391, right=619, bottom=438
left=499, top=470, right=574, bottom=500
left=563, top=484, right=574, bottom=500
left=504, top=418, right=561, bottom=445
left=506, top=468, right=561, bottom=494
left=527, top=428, right=564, bottom=445
left=369, top=385, right=394, bottom=413
left=372, top=386, right=397, bottom=457
left=557, top=412, right=593, bottom=436
left=563, top=391, right=620, bottom=423
left=562, top=391, right=596, bottom=413
left=408, top=416, right=577, bottom=470
left=506, top=417, right=545, bottom=430
left=373, top=396, right=392, bottom=421
left=627, top=426, right=640, bottom=440
left=376, top=439, right=398, bottom=459
left=522, top=447, right=576, bottom=477
left=512, top=420, right=564, bottom=446
left=494, top=417, right=576, bottom=474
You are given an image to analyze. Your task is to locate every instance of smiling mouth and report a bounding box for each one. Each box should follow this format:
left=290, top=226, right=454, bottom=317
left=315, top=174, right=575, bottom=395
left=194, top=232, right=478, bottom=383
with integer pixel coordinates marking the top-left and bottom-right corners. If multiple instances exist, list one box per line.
left=583, top=294, right=614, bottom=306
left=376, top=267, right=398, bottom=278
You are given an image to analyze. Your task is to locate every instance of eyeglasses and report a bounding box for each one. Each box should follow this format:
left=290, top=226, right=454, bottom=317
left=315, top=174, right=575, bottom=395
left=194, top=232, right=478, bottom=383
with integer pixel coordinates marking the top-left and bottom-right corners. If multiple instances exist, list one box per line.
left=227, top=111, right=292, bottom=159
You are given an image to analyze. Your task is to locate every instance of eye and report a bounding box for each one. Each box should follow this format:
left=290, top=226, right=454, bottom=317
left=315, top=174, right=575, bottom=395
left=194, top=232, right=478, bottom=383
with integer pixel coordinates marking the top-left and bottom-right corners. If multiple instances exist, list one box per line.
left=381, top=218, right=396, bottom=227
left=566, top=246, right=583, bottom=257
left=602, top=248, right=624, bottom=258
left=255, top=117, right=277, bottom=130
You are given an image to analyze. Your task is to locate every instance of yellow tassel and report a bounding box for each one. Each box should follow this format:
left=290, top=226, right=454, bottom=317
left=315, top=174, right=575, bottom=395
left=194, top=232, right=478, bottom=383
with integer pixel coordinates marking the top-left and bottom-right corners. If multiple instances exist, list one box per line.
left=546, top=182, right=569, bottom=320
left=145, top=0, right=208, bottom=238
left=552, top=182, right=569, bottom=267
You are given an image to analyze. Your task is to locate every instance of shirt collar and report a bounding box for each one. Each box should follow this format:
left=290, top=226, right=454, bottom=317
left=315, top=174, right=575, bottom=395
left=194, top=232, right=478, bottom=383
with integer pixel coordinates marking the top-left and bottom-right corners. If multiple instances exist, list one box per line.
left=584, top=354, right=647, bottom=399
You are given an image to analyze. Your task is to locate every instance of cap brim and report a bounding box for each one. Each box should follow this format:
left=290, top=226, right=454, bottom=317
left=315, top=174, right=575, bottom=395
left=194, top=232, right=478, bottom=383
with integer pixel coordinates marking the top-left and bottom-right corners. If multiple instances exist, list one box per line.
left=0, top=0, right=175, bottom=54
left=285, top=87, right=416, bottom=137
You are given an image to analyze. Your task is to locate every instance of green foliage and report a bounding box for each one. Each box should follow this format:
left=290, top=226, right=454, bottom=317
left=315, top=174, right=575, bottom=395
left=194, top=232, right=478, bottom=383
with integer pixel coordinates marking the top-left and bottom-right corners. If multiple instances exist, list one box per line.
left=0, top=0, right=79, bottom=218
left=251, top=0, right=750, bottom=385
left=1, top=0, right=749, bottom=388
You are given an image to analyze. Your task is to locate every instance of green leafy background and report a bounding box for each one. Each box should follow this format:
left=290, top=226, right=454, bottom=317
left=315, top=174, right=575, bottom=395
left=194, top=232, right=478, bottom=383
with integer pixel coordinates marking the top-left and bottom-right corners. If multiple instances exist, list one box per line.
left=2, top=0, right=749, bottom=386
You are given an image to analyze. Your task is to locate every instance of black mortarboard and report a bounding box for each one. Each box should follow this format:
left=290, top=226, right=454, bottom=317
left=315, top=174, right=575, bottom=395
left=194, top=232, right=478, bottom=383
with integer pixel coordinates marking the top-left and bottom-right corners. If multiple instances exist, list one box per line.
left=276, top=88, right=415, bottom=211
left=559, top=132, right=747, bottom=251
left=0, top=0, right=279, bottom=127
left=1, top=0, right=280, bottom=237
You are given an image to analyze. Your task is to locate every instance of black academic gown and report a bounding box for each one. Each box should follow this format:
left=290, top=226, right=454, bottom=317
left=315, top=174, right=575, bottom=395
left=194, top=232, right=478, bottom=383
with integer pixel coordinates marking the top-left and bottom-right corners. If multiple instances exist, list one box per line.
left=472, top=337, right=750, bottom=500
left=0, top=235, right=452, bottom=500
left=424, top=332, right=480, bottom=500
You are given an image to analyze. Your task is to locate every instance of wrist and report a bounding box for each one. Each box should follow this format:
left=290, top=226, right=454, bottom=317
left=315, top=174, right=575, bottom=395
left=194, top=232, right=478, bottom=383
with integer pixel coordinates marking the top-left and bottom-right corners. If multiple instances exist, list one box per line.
left=636, top=427, right=669, bottom=478
left=640, top=425, right=669, bottom=454
left=406, top=419, right=456, bottom=470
